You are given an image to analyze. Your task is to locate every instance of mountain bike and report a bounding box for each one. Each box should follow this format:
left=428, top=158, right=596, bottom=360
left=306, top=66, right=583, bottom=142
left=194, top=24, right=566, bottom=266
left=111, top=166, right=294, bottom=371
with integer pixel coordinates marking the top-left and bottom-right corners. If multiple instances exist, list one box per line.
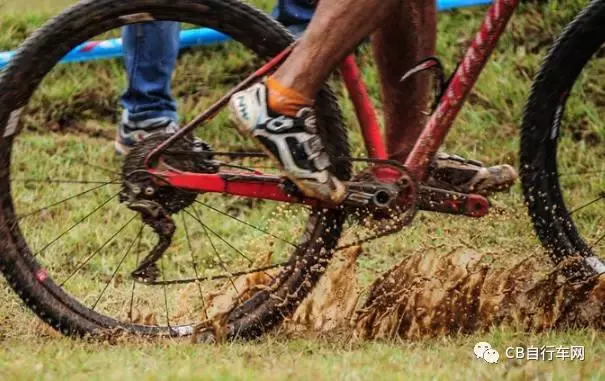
left=0, top=0, right=603, bottom=341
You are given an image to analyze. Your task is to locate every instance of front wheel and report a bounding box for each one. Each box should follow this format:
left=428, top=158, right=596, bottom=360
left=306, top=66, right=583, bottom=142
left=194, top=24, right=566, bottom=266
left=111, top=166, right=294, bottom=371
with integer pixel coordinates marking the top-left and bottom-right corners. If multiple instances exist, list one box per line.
left=0, top=0, right=350, bottom=339
left=521, top=0, right=605, bottom=278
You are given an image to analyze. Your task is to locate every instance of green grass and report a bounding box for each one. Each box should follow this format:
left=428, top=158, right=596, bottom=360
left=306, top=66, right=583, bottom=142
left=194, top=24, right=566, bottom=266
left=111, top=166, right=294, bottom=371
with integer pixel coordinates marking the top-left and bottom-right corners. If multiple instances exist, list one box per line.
left=1, top=331, right=603, bottom=380
left=1, top=0, right=605, bottom=379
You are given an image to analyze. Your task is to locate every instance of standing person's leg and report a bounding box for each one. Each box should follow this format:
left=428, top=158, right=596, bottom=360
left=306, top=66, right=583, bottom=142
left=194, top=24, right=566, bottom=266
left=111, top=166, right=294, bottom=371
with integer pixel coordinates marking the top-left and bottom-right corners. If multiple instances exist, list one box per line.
left=273, top=0, right=316, bottom=36
left=116, top=21, right=180, bottom=154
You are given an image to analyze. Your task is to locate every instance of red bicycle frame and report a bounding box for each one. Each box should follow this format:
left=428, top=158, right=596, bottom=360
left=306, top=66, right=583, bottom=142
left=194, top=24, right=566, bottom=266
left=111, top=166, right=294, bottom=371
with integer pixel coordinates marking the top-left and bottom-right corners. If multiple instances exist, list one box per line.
left=150, top=0, right=519, bottom=210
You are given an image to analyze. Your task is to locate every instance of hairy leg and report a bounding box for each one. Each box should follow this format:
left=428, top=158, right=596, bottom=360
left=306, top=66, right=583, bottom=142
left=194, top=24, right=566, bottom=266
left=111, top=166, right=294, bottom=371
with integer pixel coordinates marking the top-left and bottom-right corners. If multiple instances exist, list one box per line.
left=272, top=0, right=400, bottom=99
left=271, top=0, right=435, bottom=158
left=372, top=0, right=437, bottom=161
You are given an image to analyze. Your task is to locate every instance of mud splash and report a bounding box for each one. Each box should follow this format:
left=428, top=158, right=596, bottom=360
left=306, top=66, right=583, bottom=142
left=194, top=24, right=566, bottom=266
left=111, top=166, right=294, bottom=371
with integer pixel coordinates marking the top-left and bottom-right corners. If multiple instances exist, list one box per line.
left=354, top=248, right=604, bottom=340
left=189, top=247, right=361, bottom=338
left=197, top=246, right=604, bottom=340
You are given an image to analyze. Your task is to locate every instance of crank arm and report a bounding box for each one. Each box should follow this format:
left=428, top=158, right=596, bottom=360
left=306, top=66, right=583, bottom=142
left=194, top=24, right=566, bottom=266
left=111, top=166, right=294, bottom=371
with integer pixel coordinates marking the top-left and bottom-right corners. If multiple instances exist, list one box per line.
left=416, top=185, right=489, bottom=217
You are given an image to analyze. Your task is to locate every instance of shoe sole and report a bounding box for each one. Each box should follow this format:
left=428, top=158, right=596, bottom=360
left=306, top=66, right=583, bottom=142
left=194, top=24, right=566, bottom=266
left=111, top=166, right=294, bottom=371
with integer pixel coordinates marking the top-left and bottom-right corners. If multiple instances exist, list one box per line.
left=228, top=98, right=346, bottom=204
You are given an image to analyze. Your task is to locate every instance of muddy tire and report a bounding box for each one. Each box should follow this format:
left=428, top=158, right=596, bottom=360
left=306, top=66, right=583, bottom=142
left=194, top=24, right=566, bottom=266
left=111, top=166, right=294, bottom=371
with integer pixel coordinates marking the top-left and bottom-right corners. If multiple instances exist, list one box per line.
left=0, top=0, right=350, bottom=339
left=521, top=0, right=605, bottom=278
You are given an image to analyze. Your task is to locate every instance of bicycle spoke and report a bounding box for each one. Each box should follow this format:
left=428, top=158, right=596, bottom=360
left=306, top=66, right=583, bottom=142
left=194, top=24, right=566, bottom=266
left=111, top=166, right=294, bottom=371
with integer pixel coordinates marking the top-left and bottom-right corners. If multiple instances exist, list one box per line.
left=59, top=214, right=136, bottom=287
left=33, top=192, right=120, bottom=258
left=194, top=200, right=298, bottom=248
left=181, top=213, right=208, bottom=320
left=160, top=255, right=171, bottom=328
left=590, top=231, right=605, bottom=251
left=145, top=263, right=283, bottom=286
left=83, top=161, right=121, bottom=176
left=17, top=180, right=118, bottom=221
left=92, top=225, right=144, bottom=310
left=569, top=192, right=605, bottom=215
left=12, top=178, right=119, bottom=185
left=186, top=207, right=253, bottom=265
left=184, top=208, right=240, bottom=295
left=129, top=230, right=143, bottom=324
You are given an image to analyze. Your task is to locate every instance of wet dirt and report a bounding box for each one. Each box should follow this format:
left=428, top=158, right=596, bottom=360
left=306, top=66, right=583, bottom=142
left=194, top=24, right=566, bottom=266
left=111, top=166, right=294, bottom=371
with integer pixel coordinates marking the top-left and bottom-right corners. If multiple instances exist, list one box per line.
left=197, top=246, right=604, bottom=341
left=354, top=248, right=604, bottom=340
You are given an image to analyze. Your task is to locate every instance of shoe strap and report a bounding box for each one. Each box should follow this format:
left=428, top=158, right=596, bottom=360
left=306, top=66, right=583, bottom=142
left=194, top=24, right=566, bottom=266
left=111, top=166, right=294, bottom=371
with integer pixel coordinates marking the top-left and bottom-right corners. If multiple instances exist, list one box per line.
left=436, top=152, right=484, bottom=167
left=265, top=108, right=317, bottom=134
left=266, top=116, right=295, bottom=133
left=301, top=135, right=330, bottom=171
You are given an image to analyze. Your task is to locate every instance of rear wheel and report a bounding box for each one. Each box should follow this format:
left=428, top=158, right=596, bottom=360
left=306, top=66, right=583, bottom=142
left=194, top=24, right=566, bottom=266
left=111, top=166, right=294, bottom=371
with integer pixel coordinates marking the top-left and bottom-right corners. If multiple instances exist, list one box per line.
left=0, top=0, right=350, bottom=339
left=521, top=0, right=605, bottom=278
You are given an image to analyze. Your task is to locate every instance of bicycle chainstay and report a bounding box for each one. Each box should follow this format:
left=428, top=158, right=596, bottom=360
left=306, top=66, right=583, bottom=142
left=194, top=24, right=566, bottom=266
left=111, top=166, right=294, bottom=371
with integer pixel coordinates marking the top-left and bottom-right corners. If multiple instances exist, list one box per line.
left=161, top=149, right=419, bottom=250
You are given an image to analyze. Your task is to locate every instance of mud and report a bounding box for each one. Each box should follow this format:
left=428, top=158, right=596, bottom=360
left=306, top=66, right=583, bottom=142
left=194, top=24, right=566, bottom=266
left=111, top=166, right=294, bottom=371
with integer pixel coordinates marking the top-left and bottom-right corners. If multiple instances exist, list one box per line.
left=354, top=248, right=604, bottom=340
left=199, top=246, right=604, bottom=341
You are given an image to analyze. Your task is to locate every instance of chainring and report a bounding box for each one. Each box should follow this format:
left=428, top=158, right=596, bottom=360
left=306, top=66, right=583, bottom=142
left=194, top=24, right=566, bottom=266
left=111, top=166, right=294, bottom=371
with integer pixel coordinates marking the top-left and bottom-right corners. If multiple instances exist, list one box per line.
left=120, top=133, right=217, bottom=215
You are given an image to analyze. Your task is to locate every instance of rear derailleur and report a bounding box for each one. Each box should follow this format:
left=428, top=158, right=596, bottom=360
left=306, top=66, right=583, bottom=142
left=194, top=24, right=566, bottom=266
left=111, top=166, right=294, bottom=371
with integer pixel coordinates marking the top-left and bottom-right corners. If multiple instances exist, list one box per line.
left=119, top=134, right=217, bottom=283
left=127, top=199, right=174, bottom=281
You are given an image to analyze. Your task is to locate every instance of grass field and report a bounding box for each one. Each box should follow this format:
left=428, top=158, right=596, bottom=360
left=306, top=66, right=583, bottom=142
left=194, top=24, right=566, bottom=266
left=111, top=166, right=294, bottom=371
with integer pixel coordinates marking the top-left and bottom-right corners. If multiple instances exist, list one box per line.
left=0, top=0, right=604, bottom=379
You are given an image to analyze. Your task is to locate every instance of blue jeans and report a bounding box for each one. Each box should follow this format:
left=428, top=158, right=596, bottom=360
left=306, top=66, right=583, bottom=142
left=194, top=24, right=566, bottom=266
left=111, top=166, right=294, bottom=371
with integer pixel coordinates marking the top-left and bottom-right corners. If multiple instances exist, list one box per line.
left=121, top=0, right=315, bottom=126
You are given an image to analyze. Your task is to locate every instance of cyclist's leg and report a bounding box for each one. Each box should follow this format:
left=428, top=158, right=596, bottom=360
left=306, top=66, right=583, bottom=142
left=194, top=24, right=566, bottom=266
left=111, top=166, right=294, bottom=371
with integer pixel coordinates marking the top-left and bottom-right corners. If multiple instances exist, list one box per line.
left=117, top=21, right=180, bottom=154
left=271, top=0, right=399, bottom=98
left=372, top=0, right=436, bottom=162
left=372, top=1, right=516, bottom=194
left=230, top=0, right=398, bottom=202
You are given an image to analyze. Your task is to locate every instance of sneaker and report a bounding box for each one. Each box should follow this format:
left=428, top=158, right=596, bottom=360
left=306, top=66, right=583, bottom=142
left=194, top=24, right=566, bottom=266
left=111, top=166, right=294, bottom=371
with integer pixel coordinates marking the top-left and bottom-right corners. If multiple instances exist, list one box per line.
left=228, top=82, right=346, bottom=203
left=115, top=115, right=179, bottom=155
left=426, top=152, right=518, bottom=196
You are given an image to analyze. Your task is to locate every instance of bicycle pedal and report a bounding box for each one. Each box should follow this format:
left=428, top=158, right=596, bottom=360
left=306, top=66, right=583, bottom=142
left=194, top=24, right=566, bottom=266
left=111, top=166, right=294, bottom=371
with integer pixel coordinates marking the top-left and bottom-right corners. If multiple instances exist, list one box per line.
left=417, top=185, right=489, bottom=217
